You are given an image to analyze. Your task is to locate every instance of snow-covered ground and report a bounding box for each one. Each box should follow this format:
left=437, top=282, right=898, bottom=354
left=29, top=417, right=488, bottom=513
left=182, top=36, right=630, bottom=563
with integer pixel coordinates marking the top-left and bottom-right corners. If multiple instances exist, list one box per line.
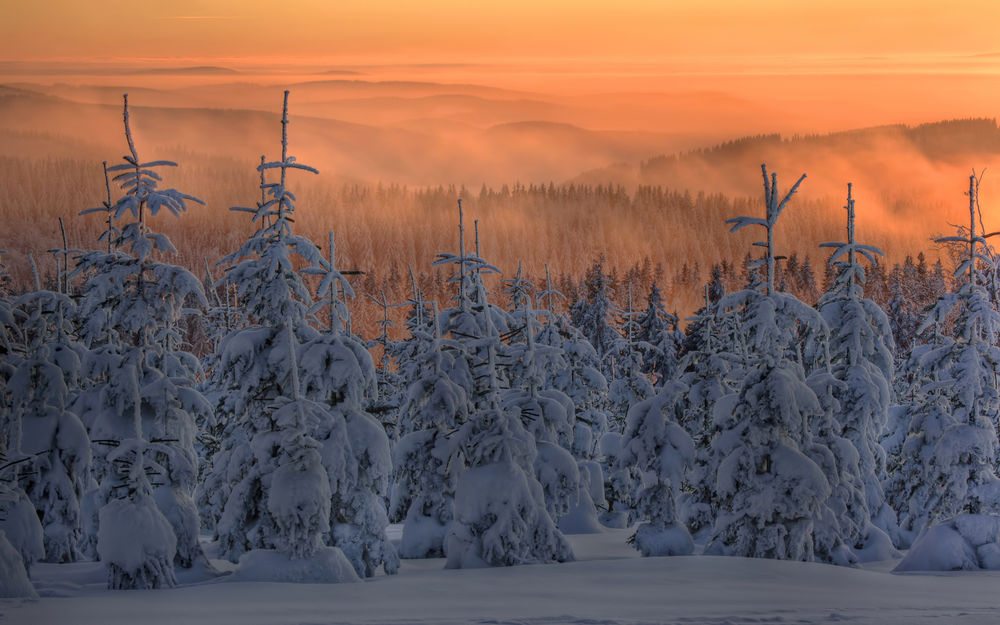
left=5, top=527, right=1000, bottom=625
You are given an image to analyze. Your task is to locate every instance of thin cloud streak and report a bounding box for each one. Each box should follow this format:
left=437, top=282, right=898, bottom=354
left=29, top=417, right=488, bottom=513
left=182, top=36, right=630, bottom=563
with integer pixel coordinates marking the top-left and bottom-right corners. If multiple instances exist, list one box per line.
left=157, top=16, right=249, bottom=21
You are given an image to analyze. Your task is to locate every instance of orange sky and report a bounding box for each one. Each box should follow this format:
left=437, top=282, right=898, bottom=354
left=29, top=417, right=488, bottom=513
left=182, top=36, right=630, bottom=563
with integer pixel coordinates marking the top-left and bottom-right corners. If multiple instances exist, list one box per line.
left=4, top=0, right=1000, bottom=69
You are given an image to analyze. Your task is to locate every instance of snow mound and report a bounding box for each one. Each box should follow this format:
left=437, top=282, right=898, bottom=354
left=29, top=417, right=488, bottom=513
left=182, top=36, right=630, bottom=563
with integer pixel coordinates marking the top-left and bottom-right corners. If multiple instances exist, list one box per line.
left=558, top=491, right=604, bottom=535
left=633, top=523, right=694, bottom=557
left=854, top=524, right=901, bottom=563
left=0, top=530, right=37, bottom=598
left=399, top=511, right=448, bottom=559
left=232, top=547, right=361, bottom=583
left=895, top=514, right=1000, bottom=572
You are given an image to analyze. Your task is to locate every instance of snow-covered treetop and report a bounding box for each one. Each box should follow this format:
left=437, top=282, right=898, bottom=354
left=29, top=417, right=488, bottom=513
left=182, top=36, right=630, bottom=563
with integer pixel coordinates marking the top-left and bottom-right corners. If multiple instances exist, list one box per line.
left=536, top=264, right=566, bottom=326
left=819, top=183, right=885, bottom=301
left=433, top=201, right=501, bottom=312
left=103, top=95, right=204, bottom=230
left=935, top=173, right=998, bottom=289
left=222, top=91, right=328, bottom=328
left=726, top=164, right=806, bottom=296
left=75, top=95, right=207, bottom=347
left=502, top=261, right=534, bottom=313
left=308, top=231, right=356, bottom=334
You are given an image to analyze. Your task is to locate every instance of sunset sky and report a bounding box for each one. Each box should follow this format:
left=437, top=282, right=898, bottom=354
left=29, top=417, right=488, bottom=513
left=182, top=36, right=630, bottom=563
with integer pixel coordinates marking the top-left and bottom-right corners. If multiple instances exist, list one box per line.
left=4, top=0, right=1000, bottom=69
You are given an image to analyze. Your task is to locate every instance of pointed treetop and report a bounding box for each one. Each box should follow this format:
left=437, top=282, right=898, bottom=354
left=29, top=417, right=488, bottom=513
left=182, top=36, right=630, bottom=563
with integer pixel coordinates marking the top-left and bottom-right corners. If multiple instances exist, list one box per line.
left=726, top=164, right=806, bottom=296
left=819, top=183, right=885, bottom=300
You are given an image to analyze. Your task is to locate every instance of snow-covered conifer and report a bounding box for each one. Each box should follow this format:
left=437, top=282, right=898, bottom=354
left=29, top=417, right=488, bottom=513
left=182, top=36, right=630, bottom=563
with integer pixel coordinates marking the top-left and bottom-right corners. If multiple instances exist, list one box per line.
left=0, top=478, right=45, bottom=576
left=205, top=92, right=384, bottom=581
left=890, top=174, right=1000, bottom=541
left=634, top=282, right=683, bottom=387
left=817, top=183, right=900, bottom=550
left=617, top=380, right=695, bottom=556
left=572, top=256, right=619, bottom=371
left=535, top=268, right=609, bottom=458
left=390, top=305, right=468, bottom=557
left=73, top=95, right=209, bottom=575
left=676, top=284, right=736, bottom=537
left=502, top=288, right=582, bottom=526
left=706, top=165, right=832, bottom=562
left=97, top=439, right=177, bottom=589
left=4, top=287, right=92, bottom=563
left=300, top=230, right=398, bottom=577
left=438, top=213, right=573, bottom=568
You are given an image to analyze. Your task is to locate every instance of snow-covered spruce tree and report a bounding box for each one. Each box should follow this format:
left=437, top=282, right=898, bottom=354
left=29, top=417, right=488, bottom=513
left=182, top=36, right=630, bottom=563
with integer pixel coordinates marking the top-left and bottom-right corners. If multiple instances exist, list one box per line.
left=705, top=165, right=833, bottom=562
left=365, top=287, right=404, bottom=440
left=432, top=203, right=513, bottom=403
left=681, top=264, right=726, bottom=356
left=535, top=267, right=609, bottom=459
left=634, top=282, right=683, bottom=387
left=390, top=304, right=468, bottom=557
left=97, top=439, right=177, bottom=589
left=6, top=287, right=92, bottom=563
left=72, top=95, right=210, bottom=583
left=889, top=174, right=1000, bottom=541
left=0, top=527, right=37, bottom=598
left=503, top=260, right=533, bottom=316
left=676, top=283, right=736, bottom=538
left=501, top=287, right=585, bottom=531
left=606, top=283, right=653, bottom=427
left=385, top=266, right=436, bottom=399
left=805, top=371, right=869, bottom=565
left=885, top=278, right=921, bottom=362
left=817, top=183, right=901, bottom=552
left=572, top=255, right=620, bottom=374
left=532, top=266, right=609, bottom=530
left=439, top=215, right=573, bottom=569
left=617, top=380, right=695, bottom=556
left=301, top=231, right=398, bottom=578
left=202, top=92, right=360, bottom=582
left=600, top=283, right=653, bottom=527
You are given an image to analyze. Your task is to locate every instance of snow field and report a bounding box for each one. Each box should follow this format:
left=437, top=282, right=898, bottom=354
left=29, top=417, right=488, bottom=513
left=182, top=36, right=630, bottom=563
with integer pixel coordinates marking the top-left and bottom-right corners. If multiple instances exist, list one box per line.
left=8, top=529, right=1000, bottom=625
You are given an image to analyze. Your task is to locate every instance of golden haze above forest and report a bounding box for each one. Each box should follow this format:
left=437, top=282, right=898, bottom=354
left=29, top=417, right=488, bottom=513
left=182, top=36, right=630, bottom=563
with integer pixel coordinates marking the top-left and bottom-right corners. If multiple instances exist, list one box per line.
left=1, top=63, right=998, bottom=333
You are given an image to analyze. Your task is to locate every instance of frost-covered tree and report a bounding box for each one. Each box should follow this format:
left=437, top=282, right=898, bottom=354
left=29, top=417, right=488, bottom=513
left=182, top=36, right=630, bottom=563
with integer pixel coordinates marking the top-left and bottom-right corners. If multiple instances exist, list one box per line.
left=676, top=284, right=736, bottom=537
left=390, top=305, right=468, bottom=558
left=705, top=292, right=831, bottom=561
left=571, top=256, right=619, bottom=370
left=385, top=267, right=436, bottom=402
left=885, top=279, right=921, bottom=360
left=97, top=440, right=177, bottom=589
left=202, top=92, right=360, bottom=581
left=365, top=287, right=403, bottom=438
left=535, top=271, right=609, bottom=458
left=502, top=290, right=582, bottom=528
left=302, top=230, right=398, bottom=578
left=817, top=183, right=900, bottom=550
left=705, top=165, right=833, bottom=562
left=617, top=380, right=695, bottom=556
left=0, top=474, right=45, bottom=578
left=889, top=174, right=1000, bottom=541
left=438, top=214, right=573, bottom=568
left=445, top=390, right=575, bottom=568
left=72, top=94, right=209, bottom=581
left=806, top=372, right=869, bottom=565
left=4, top=288, right=91, bottom=563
left=606, top=283, right=654, bottom=427
left=432, top=203, right=512, bottom=404
left=0, top=528, right=37, bottom=598
left=634, top=282, right=683, bottom=387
